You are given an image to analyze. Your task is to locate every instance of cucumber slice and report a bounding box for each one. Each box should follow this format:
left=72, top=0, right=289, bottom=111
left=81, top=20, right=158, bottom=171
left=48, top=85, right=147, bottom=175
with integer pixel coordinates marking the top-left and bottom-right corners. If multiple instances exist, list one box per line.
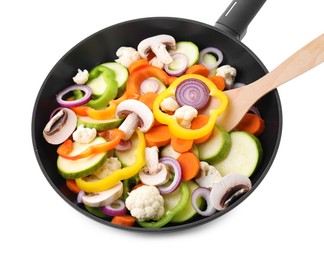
left=170, top=41, right=199, bottom=67
left=163, top=181, right=203, bottom=223
left=212, top=131, right=263, bottom=177
left=115, top=132, right=139, bottom=167
left=57, top=137, right=107, bottom=179
left=197, top=125, right=231, bottom=164
left=102, top=62, right=129, bottom=97
left=77, top=116, right=124, bottom=131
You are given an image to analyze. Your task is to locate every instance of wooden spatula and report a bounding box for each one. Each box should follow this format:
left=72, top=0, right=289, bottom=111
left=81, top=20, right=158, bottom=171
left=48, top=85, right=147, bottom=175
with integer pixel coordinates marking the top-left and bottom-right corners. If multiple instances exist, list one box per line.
left=216, top=34, right=324, bottom=131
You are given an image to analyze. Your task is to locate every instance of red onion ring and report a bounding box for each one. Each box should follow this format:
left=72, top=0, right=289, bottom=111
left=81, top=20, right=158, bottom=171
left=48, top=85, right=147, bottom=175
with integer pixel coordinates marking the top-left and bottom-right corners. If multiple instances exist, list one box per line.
left=158, top=156, right=182, bottom=194
left=101, top=199, right=127, bottom=216
left=191, top=187, right=217, bottom=216
left=248, top=105, right=261, bottom=117
left=56, top=84, right=92, bottom=108
left=140, top=78, right=159, bottom=94
left=115, top=139, right=132, bottom=151
left=199, top=47, right=223, bottom=70
left=77, top=190, right=85, bottom=204
left=175, top=78, right=210, bottom=110
left=164, top=53, right=188, bottom=76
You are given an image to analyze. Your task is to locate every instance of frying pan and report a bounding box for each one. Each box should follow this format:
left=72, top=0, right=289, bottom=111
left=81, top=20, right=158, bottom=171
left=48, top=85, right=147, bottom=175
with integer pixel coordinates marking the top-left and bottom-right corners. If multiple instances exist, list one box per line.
left=31, top=0, right=282, bottom=232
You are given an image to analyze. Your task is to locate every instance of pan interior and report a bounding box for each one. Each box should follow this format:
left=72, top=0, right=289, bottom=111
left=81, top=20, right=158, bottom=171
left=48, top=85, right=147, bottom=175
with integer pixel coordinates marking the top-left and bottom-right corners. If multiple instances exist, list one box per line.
left=32, top=17, right=282, bottom=231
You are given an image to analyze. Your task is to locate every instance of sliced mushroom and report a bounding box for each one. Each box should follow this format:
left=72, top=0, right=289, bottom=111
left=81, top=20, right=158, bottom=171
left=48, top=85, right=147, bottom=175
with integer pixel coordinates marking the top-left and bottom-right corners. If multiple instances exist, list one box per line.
left=82, top=181, right=123, bottom=207
left=116, top=99, right=154, bottom=140
left=210, top=173, right=252, bottom=211
left=139, top=146, right=170, bottom=186
left=43, top=108, right=77, bottom=145
left=137, top=34, right=176, bottom=65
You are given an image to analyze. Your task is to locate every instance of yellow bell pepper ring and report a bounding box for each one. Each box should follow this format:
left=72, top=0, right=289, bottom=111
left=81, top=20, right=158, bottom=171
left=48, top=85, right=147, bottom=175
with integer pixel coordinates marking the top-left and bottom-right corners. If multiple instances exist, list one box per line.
left=75, top=130, right=146, bottom=193
left=153, top=74, right=228, bottom=140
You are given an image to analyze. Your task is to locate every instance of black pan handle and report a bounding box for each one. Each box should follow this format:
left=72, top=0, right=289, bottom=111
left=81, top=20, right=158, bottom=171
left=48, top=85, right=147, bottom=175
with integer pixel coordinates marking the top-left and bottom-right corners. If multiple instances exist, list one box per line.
left=215, top=0, right=266, bottom=40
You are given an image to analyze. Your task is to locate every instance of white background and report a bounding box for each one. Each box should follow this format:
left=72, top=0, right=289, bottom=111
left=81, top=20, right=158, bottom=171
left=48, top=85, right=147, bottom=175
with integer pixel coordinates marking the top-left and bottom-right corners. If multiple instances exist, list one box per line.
left=1, top=0, right=323, bottom=259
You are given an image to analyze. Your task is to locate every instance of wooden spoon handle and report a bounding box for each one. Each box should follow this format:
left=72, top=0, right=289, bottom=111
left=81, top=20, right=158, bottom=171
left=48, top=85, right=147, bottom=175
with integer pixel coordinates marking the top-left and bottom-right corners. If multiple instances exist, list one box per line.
left=246, top=34, right=324, bottom=101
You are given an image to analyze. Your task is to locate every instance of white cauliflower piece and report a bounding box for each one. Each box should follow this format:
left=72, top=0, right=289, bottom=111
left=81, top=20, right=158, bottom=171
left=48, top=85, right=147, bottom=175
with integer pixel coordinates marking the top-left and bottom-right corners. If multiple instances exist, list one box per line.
left=216, top=65, right=237, bottom=89
left=195, top=161, right=222, bottom=188
left=174, top=105, right=198, bottom=128
left=149, top=57, right=164, bottom=69
left=160, top=96, right=180, bottom=112
left=125, top=185, right=164, bottom=221
left=83, top=157, right=122, bottom=181
left=72, top=69, right=89, bottom=85
left=72, top=125, right=97, bottom=144
left=115, top=47, right=141, bottom=68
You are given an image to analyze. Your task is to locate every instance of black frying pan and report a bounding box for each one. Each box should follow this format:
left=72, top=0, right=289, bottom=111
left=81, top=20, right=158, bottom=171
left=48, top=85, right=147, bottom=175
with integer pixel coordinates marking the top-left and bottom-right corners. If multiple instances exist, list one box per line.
left=31, top=0, right=282, bottom=232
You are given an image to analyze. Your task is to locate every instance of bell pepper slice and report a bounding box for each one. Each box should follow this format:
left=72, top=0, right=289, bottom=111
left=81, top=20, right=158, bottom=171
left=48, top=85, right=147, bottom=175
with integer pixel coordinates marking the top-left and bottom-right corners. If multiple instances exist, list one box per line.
left=86, top=65, right=118, bottom=109
left=71, top=91, right=128, bottom=120
left=126, top=65, right=177, bottom=99
left=137, top=181, right=189, bottom=228
left=57, top=128, right=124, bottom=160
left=75, top=130, right=146, bottom=193
left=153, top=74, right=228, bottom=140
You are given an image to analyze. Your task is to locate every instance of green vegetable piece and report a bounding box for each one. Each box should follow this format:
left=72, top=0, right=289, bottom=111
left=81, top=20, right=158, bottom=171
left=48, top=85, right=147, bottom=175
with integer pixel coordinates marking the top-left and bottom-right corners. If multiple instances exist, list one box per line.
left=137, top=181, right=189, bottom=228
left=86, top=65, right=118, bottom=109
left=84, top=205, right=108, bottom=218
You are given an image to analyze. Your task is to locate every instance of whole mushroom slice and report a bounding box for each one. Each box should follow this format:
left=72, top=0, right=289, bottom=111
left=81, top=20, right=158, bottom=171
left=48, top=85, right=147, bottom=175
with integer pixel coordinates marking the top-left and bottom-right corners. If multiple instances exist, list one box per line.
left=139, top=146, right=170, bottom=186
left=82, top=181, right=123, bottom=207
left=137, top=34, right=176, bottom=65
left=116, top=99, right=154, bottom=140
left=43, top=108, right=77, bottom=145
left=210, top=173, right=252, bottom=211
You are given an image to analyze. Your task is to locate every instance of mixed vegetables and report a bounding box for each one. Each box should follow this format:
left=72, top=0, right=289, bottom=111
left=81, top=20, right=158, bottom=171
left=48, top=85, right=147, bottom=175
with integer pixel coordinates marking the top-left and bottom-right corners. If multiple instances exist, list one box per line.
left=43, top=34, right=265, bottom=228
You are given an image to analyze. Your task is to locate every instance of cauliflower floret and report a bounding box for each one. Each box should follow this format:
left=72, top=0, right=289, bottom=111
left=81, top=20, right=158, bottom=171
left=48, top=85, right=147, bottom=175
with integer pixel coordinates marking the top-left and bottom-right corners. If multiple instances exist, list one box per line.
left=174, top=105, right=198, bottom=128
left=83, top=157, right=122, bottom=181
left=72, top=69, right=89, bottom=85
left=72, top=125, right=97, bottom=144
left=195, top=161, right=222, bottom=188
left=125, top=185, right=164, bottom=221
left=160, top=96, right=180, bottom=112
left=115, top=47, right=141, bottom=68
left=216, top=65, right=237, bottom=89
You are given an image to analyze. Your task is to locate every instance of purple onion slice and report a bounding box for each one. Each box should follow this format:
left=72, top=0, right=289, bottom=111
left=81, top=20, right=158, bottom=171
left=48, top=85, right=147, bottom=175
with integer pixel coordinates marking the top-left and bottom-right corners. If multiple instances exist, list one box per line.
left=175, top=78, right=210, bottom=110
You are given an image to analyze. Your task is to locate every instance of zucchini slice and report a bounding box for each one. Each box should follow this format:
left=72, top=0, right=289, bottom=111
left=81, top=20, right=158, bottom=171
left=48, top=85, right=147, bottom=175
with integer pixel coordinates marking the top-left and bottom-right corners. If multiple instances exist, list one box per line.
left=197, top=125, right=231, bottom=164
left=57, top=137, right=108, bottom=179
left=212, top=131, right=263, bottom=177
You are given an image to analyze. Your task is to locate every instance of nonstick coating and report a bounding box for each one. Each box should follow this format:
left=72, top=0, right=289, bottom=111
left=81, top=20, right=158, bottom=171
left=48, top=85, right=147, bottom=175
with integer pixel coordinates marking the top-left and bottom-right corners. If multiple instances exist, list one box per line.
left=32, top=17, right=282, bottom=232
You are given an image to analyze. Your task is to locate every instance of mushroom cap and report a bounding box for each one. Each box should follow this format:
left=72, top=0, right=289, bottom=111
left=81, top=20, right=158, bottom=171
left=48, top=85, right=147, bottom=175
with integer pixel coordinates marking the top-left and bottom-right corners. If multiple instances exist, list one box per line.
left=210, top=173, right=252, bottom=211
left=116, top=99, right=154, bottom=133
left=82, top=181, right=123, bottom=207
left=43, top=108, right=77, bottom=145
left=139, top=164, right=170, bottom=186
left=137, top=34, right=176, bottom=58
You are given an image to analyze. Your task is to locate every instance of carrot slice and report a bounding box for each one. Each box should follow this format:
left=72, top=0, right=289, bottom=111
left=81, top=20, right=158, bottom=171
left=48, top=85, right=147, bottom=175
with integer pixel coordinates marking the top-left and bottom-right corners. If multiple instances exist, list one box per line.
left=66, top=179, right=81, bottom=194
left=177, top=152, right=200, bottom=181
left=138, top=92, right=158, bottom=111
left=185, top=64, right=210, bottom=77
left=235, top=112, right=265, bottom=136
left=190, top=115, right=213, bottom=144
left=144, top=125, right=172, bottom=147
left=171, top=136, right=193, bottom=153
left=111, top=215, right=136, bottom=227
left=208, top=76, right=226, bottom=91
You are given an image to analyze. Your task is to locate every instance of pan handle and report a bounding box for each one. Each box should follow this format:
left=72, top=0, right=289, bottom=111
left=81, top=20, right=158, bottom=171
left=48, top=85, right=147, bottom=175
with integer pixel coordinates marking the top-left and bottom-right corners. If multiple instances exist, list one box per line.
left=215, top=0, right=266, bottom=40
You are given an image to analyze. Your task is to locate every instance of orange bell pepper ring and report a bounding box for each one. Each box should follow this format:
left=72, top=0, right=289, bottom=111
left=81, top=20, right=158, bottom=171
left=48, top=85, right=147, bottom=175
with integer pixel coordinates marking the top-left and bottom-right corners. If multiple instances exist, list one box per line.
left=126, top=65, right=177, bottom=99
left=57, top=128, right=124, bottom=160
